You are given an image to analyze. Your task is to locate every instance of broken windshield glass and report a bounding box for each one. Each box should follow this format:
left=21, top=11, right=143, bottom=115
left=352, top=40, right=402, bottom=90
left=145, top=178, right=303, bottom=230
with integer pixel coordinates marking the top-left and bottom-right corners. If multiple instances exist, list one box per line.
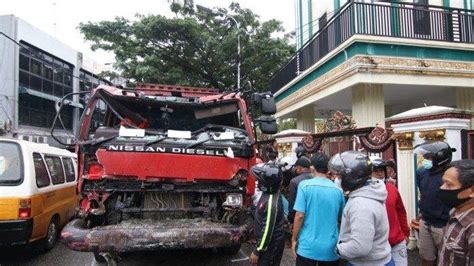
left=86, top=91, right=246, bottom=142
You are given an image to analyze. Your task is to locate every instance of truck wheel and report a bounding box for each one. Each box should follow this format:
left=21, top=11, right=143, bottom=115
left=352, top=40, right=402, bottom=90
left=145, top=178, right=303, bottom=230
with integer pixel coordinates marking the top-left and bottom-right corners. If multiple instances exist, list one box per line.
left=94, top=252, right=118, bottom=266
left=40, top=218, right=58, bottom=251
left=220, top=244, right=241, bottom=255
left=93, top=252, right=106, bottom=263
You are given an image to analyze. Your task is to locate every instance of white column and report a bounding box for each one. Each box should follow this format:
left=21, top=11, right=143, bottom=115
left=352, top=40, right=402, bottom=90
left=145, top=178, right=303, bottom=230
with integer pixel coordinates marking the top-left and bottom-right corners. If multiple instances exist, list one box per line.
left=352, top=84, right=385, bottom=128
left=456, top=87, right=474, bottom=129
left=296, top=106, right=315, bottom=133
left=396, top=149, right=416, bottom=223
left=397, top=147, right=418, bottom=250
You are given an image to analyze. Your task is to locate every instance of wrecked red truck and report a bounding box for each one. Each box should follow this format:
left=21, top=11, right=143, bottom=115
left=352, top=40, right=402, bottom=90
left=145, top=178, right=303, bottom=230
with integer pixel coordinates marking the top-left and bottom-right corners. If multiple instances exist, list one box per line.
left=57, top=84, right=277, bottom=260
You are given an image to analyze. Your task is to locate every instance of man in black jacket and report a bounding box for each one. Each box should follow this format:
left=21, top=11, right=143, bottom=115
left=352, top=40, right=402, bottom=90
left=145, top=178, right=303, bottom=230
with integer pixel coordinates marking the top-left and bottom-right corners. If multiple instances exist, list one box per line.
left=250, top=163, right=285, bottom=266
left=414, top=141, right=454, bottom=266
left=288, top=156, right=312, bottom=223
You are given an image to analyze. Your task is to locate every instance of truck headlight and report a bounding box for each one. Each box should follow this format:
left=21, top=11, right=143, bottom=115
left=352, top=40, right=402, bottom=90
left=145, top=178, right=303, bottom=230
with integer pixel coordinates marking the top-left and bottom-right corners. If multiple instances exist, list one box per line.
left=222, top=193, right=243, bottom=208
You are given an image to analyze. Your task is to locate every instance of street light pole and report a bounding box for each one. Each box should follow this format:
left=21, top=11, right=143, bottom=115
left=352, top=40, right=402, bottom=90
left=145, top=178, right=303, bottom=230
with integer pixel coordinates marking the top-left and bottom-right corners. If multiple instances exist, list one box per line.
left=197, top=5, right=240, bottom=90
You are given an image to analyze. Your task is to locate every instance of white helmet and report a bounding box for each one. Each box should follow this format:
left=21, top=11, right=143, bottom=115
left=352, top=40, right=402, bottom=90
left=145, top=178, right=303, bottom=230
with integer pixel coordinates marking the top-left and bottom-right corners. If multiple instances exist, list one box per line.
left=277, top=156, right=297, bottom=171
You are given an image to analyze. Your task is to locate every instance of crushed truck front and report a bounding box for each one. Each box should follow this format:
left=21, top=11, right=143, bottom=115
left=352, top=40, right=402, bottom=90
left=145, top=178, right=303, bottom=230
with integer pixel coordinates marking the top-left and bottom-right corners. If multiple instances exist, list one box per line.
left=61, top=85, right=257, bottom=254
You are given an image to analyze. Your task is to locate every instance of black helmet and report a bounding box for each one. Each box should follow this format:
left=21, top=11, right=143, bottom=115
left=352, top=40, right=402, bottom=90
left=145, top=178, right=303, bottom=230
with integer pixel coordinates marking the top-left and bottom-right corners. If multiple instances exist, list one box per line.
left=414, top=141, right=454, bottom=171
left=329, top=151, right=372, bottom=192
left=251, top=163, right=282, bottom=194
left=294, top=145, right=306, bottom=158
left=370, top=156, right=395, bottom=170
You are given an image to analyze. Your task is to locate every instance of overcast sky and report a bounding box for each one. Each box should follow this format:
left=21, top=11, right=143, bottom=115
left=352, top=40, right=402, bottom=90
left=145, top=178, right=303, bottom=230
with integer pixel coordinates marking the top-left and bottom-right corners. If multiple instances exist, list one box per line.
left=1, top=0, right=295, bottom=64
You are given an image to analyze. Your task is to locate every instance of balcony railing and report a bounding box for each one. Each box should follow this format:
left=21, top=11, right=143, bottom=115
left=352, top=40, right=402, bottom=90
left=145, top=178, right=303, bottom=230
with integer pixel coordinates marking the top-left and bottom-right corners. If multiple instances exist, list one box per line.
left=271, top=1, right=474, bottom=93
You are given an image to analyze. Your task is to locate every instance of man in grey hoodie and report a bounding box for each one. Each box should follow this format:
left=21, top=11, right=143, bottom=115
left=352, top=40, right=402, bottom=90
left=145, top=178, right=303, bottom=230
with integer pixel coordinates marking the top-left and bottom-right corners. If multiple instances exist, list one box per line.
left=329, top=151, right=393, bottom=266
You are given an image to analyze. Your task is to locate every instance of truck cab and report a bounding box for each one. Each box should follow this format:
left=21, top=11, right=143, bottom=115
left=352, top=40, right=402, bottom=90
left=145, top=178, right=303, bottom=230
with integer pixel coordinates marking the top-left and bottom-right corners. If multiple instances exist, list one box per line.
left=60, top=84, right=277, bottom=259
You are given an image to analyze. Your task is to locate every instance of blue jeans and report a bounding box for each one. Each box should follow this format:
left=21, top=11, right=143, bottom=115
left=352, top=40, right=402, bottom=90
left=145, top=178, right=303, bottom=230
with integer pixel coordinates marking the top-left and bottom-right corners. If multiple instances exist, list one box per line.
left=347, top=258, right=395, bottom=266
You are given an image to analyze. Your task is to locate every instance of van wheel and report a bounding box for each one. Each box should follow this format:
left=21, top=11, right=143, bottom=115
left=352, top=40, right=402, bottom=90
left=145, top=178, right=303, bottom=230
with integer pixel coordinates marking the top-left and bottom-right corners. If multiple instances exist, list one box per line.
left=40, top=219, right=58, bottom=251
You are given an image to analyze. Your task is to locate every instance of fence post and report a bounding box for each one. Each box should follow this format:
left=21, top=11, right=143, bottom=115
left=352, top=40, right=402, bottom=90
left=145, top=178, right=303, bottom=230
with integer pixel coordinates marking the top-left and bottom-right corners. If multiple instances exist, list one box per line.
left=390, top=3, right=401, bottom=37
left=296, top=51, right=300, bottom=75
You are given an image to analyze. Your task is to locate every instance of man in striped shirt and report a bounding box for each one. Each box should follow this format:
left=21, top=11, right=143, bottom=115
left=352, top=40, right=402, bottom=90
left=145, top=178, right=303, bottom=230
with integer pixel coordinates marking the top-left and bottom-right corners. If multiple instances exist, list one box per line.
left=438, top=160, right=474, bottom=266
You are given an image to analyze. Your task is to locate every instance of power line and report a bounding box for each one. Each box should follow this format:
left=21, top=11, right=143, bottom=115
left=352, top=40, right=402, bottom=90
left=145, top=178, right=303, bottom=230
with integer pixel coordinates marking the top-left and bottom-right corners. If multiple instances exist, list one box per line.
left=294, top=8, right=338, bottom=33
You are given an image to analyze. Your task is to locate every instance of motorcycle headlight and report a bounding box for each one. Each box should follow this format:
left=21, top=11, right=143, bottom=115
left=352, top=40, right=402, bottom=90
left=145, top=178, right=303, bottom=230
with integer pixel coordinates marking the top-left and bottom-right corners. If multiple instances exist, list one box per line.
left=222, top=193, right=243, bottom=208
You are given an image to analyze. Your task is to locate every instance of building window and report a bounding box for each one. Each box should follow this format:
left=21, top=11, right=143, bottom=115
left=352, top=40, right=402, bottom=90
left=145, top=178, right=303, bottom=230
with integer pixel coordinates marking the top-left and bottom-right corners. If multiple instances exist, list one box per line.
left=19, top=94, right=74, bottom=129
left=79, top=69, right=111, bottom=106
left=18, top=41, right=75, bottom=129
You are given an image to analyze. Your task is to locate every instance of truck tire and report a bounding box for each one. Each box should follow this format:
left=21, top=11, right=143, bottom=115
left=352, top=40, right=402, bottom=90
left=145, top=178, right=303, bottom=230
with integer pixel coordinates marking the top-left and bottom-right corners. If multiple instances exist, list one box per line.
left=93, top=252, right=106, bottom=263
left=94, top=252, right=118, bottom=266
left=220, top=244, right=241, bottom=255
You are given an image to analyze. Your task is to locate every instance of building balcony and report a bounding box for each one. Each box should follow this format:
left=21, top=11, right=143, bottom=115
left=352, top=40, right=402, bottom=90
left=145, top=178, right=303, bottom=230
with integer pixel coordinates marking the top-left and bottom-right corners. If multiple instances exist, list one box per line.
left=271, top=1, right=474, bottom=94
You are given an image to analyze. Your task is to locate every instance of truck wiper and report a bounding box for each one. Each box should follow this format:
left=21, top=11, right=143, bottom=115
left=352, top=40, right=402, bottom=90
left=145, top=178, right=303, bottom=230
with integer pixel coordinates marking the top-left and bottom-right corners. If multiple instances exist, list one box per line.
left=145, top=136, right=168, bottom=146
left=192, top=124, right=247, bottom=136
left=186, top=133, right=212, bottom=149
left=77, top=135, right=119, bottom=146
left=185, top=133, right=240, bottom=149
left=191, top=124, right=225, bottom=136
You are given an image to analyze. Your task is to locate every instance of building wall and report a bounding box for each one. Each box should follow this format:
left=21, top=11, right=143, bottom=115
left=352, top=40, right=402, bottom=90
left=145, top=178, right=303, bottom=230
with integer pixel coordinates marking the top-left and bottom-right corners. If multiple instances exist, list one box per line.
left=0, top=16, right=17, bottom=133
left=0, top=15, right=110, bottom=147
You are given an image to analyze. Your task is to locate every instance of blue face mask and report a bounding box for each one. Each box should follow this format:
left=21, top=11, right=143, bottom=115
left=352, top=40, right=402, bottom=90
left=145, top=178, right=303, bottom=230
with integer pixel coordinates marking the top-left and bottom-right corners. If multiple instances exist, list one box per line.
left=422, top=159, right=433, bottom=170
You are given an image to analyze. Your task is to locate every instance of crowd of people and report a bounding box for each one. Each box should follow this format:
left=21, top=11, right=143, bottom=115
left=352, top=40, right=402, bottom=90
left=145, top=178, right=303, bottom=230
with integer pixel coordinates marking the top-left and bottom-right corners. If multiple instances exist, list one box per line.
left=250, top=141, right=473, bottom=266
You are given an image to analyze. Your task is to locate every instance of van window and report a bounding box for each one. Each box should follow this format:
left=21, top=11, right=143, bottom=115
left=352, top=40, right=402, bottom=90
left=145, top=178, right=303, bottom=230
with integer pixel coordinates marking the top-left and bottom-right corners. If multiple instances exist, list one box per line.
left=0, top=142, right=23, bottom=186
left=34, top=153, right=50, bottom=188
left=62, top=158, right=75, bottom=182
left=44, top=156, right=65, bottom=184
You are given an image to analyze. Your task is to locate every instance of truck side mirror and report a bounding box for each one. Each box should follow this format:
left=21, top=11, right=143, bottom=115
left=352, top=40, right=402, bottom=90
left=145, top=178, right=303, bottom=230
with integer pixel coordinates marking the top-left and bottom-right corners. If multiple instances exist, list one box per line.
left=258, top=116, right=278, bottom=134
left=252, top=92, right=276, bottom=115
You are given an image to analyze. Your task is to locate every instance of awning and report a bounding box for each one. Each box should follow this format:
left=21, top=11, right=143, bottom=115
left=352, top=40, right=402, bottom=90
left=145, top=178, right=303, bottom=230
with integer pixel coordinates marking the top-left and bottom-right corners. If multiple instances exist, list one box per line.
left=19, top=87, right=83, bottom=108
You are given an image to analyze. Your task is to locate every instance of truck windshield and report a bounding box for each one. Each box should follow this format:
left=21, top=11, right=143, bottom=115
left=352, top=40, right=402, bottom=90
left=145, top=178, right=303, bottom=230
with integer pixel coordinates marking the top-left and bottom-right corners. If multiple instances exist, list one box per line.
left=87, top=94, right=245, bottom=137
left=0, top=142, right=23, bottom=186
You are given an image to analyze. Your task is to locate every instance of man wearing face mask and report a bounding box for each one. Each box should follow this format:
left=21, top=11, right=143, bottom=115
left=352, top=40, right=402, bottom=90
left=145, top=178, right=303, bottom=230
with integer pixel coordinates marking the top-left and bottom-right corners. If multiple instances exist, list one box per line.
left=437, top=159, right=473, bottom=266
left=414, top=141, right=455, bottom=266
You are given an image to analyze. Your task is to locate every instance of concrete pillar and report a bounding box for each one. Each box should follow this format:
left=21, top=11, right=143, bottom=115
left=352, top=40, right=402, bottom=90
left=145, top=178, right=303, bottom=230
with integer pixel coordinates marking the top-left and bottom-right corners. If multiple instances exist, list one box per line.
left=397, top=149, right=416, bottom=224
left=397, top=148, right=418, bottom=250
left=296, top=106, right=315, bottom=133
left=352, top=84, right=385, bottom=128
left=456, top=87, right=474, bottom=129
left=73, top=54, right=82, bottom=138
left=392, top=131, right=417, bottom=249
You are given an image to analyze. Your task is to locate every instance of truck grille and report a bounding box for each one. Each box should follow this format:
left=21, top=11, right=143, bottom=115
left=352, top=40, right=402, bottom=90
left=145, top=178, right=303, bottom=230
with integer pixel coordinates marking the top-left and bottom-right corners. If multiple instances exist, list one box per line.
left=144, top=192, right=193, bottom=209
left=141, top=192, right=216, bottom=220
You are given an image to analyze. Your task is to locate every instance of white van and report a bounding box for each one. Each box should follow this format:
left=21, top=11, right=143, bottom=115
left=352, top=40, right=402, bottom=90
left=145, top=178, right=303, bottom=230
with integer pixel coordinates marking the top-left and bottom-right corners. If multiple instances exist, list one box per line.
left=0, top=138, right=78, bottom=250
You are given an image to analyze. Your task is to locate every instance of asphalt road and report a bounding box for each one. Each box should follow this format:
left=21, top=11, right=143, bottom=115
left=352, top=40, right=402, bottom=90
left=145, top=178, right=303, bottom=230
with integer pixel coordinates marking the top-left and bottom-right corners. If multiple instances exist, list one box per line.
left=0, top=241, right=422, bottom=266
left=0, top=242, right=295, bottom=266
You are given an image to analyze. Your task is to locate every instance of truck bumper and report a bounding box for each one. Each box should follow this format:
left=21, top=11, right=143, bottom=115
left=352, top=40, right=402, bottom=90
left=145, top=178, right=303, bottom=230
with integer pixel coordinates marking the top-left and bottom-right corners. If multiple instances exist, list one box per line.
left=60, top=218, right=251, bottom=253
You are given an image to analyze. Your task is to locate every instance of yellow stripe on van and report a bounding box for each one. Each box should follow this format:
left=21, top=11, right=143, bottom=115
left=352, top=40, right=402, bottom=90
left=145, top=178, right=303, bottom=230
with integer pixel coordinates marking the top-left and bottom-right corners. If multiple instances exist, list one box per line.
left=0, top=198, right=20, bottom=220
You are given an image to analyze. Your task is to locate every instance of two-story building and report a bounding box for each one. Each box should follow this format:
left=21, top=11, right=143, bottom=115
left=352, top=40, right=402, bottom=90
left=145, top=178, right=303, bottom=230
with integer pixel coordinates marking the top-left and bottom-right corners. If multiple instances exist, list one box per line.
left=0, top=15, right=112, bottom=146
left=274, top=0, right=473, bottom=132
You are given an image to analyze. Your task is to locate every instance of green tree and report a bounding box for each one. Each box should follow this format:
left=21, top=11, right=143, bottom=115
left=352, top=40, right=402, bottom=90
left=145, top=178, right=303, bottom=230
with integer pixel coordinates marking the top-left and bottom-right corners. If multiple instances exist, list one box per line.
left=79, top=1, right=294, bottom=92
left=277, top=118, right=297, bottom=132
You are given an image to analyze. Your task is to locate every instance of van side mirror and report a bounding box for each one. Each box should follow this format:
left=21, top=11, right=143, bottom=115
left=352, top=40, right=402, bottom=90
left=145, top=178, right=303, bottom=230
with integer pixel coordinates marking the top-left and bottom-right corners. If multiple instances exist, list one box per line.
left=252, top=92, right=276, bottom=115
left=257, top=116, right=278, bottom=134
